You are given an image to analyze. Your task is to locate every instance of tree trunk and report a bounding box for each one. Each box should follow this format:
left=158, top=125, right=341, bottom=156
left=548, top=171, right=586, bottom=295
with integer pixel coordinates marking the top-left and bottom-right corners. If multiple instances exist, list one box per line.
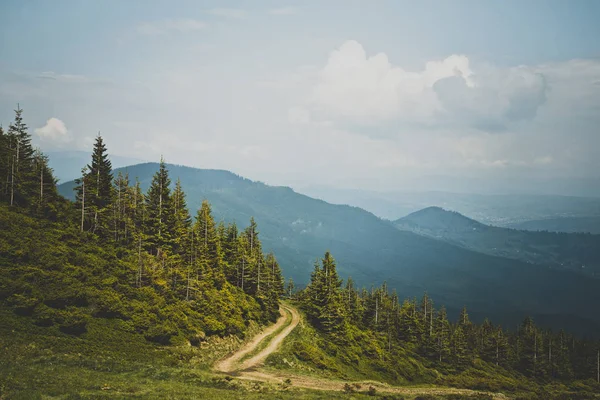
left=81, top=178, right=85, bottom=232
left=10, top=155, right=14, bottom=206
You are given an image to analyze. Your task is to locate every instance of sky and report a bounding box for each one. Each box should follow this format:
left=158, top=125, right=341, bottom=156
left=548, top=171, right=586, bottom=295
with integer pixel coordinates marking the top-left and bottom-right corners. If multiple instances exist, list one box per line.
left=1, top=0, right=600, bottom=193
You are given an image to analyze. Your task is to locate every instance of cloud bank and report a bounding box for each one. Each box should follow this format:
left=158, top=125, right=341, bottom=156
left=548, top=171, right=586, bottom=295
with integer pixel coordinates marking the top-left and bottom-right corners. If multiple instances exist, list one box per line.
left=308, top=40, right=547, bottom=132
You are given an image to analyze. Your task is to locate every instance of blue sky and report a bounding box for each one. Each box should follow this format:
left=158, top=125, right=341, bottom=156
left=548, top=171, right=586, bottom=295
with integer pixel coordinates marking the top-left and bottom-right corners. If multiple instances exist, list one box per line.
left=1, top=0, right=599, bottom=192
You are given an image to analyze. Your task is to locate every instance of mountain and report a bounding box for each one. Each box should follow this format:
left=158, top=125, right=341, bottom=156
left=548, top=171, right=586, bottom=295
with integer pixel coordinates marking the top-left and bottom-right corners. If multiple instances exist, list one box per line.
left=299, top=186, right=600, bottom=224
left=395, top=206, right=600, bottom=278
left=47, top=151, right=146, bottom=183
left=507, top=216, right=600, bottom=234
left=59, top=163, right=600, bottom=336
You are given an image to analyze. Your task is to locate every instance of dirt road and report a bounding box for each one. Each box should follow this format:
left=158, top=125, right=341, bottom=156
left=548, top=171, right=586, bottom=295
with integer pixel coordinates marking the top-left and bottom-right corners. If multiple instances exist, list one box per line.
left=214, top=304, right=300, bottom=373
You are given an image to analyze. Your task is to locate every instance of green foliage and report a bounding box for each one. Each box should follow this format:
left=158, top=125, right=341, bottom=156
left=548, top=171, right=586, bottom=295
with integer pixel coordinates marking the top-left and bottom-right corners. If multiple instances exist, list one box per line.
left=0, top=121, right=285, bottom=346
left=296, top=251, right=600, bottom=396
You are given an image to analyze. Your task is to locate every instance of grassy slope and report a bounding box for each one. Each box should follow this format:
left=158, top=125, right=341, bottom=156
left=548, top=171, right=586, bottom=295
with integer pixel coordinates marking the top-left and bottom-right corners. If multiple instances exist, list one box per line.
left=0, top=307, right=382, bottom=399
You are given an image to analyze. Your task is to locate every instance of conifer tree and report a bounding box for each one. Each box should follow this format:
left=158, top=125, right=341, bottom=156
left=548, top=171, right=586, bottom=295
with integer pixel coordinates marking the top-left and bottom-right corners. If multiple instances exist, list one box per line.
left=32, top=149, right=58, bottom=214
left=286, top=278, right=295, bottom=298
left=194, top=200, right=223, bottom=284
left=0, top=124, right=9, bottom=202
left=222, top=222, right=240, bottom=285
left=434, top=306, right=451, bottom=362
left=86, top=134, right=113, bottom=235
left=451, top=325, right=469, bottom=367
left=145, top=158, right=174, bottom=254
left=172, top=178, right=191, bottom=255
left=7, top=106, right=36, bottom=206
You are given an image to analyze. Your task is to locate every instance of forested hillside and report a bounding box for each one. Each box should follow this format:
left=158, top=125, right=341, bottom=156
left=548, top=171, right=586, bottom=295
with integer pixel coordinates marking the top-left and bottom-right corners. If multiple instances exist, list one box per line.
left=395, top=207, right=600, bottom=277
left=58, top=163, right=600, bottom=337
left=281, top=251, right=600, bottom=398
left=0, top=107, right=284, bottom=345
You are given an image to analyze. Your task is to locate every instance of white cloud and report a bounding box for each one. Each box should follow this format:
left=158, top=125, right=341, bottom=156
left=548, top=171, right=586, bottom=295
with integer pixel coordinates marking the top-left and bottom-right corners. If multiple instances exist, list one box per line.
left=268, top=7, right=298, bottom=15
left=208, top=8, right=246, bottom=19
left=307, top=40, right=547, bottom=132
left=136, top=19, right=207, bottom=35
left=35, top=118, right=70, bottom=142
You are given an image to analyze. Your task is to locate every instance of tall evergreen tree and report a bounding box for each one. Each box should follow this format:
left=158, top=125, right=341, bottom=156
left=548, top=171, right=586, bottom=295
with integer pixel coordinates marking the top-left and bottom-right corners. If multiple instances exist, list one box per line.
left=6, top=106, right=36, bottom=206
left=87, top=134, right=113, bottom=234
left=434, top=306, right=451, bottom=362
left=145, top=158, right=174, bottom=254
left=193, top=200, right=224, bottom=286
left=32, top=149, right=58, bottom=214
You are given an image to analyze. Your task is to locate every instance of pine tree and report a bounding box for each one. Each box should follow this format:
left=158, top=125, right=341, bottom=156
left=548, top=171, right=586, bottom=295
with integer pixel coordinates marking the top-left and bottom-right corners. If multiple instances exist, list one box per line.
left=303, top=252, right=346, bottom=338
left=194, top=200, right=223, bottom=285
left=172, top=178, right=191, bottom=255
left=86, top=134, right=113, bottom=235
left=0, top=124, right=9, bottom=202
left=7, top=105, right=36, bottom=207
left=241, top=217, right=262, bottom=294
left=451, top=325, right=469, bottom=368
left=286, top=278, right=295, bottom=298
left=74, top=167, right=90, bottom=232
left=434, top=306, right=451, bottom=362
left=222, top=222, right=240, bottom=285
left=32, top=149, right=58, bottom=215
left=145, top=158, right=174, bottom=255
left=112, top=171, right=130, bottom=243
left=398, top=298, right=423, bottom=344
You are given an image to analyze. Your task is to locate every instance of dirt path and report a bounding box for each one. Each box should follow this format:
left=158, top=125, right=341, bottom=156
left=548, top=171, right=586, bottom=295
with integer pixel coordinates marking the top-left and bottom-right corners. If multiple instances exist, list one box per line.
left=214, top=304, right=299, bottom=373
left=214, top=303, right=507, bottom=399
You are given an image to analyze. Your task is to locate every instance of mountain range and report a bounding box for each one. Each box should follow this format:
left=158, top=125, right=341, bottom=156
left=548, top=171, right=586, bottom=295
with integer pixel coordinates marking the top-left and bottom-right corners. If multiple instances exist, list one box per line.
left=395, top=206, right=600, bottom=278
left=58, top=162, right=600, bottom=337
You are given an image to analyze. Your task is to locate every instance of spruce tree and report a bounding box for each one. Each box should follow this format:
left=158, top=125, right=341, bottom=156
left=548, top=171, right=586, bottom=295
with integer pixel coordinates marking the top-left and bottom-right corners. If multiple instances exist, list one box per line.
left=434, top=306, right=451, bottom=362
left=172, top=178, right=191, bottom=255
left=194, top=200, right=223, bottom=284
left=32, top=149, right=58, bottom=215
left=7, top=106, right=36, bottom=207
left=86, top=134, right=113, bottom=235
left=451, top=324, right=469, bottom=368
left=145, top=159, right=174, bottom=254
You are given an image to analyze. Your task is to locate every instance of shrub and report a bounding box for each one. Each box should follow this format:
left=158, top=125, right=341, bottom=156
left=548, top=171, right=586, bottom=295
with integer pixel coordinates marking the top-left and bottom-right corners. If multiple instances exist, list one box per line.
left=57, top=307, right=89, bottom=335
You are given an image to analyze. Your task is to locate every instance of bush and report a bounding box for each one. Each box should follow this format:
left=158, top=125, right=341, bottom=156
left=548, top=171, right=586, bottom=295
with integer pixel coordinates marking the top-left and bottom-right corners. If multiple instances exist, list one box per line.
left=57, top=307, right=89, bottom=335
left=8, top=294, right=39, bottom=316
left=144, top=321, right=178, bottom=345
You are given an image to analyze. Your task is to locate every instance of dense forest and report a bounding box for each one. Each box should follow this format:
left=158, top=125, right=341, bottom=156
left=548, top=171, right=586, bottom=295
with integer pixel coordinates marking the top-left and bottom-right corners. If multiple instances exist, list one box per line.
left=0, top=106, right=284, bottom=344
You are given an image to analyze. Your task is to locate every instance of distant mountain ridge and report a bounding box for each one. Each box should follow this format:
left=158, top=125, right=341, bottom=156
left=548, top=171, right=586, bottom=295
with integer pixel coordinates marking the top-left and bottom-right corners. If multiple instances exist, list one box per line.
left=507, top=216, right=600, bottom=234
left=58, top=162, right=600, bottom=337
left=395, top=206, right=600, bottom=278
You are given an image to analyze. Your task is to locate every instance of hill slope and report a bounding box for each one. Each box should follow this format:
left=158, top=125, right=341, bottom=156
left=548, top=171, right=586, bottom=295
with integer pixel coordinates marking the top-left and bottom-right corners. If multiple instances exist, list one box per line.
left=395, top=207, right=600, bottom=278
left=59, top=163, right=600, bottom=336
left=507, top=216, right=600, bottom=234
